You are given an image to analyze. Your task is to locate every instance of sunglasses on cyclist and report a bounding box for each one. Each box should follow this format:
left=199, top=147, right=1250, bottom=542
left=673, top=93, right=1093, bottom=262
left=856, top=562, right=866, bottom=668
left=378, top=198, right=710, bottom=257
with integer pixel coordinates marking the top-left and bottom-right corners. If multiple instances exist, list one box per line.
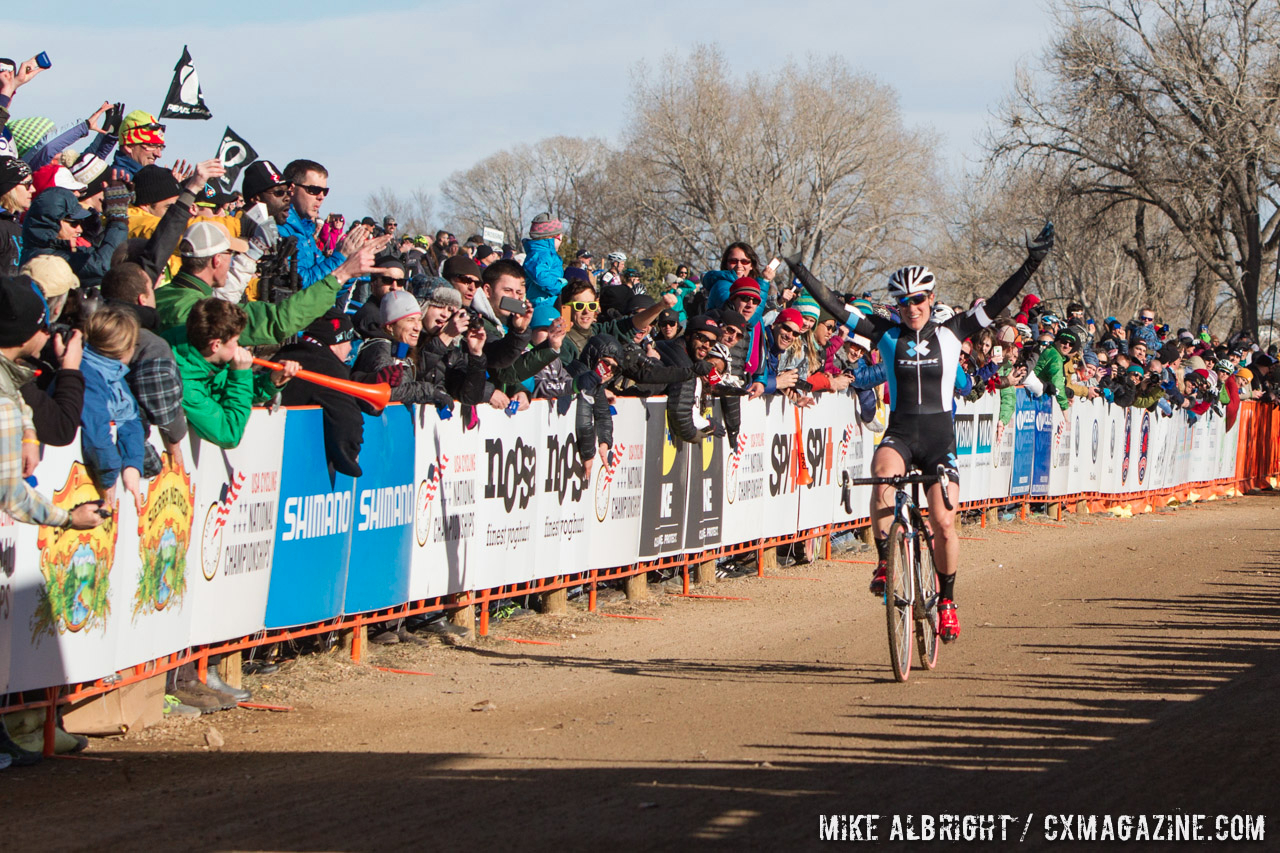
left=898, top=293, right=930, bottom=307
left=568, top=301, right=599, bottom=312
left=296, top=184, right=330, bottom=198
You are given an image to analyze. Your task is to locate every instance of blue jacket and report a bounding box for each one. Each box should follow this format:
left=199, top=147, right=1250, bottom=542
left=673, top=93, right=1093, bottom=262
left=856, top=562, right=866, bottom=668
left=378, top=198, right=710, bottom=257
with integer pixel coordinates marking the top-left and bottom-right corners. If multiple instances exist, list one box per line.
left=522, top=237, right=565, bottom=304
left=278, top=206, right=346, bottom=288
left=111, top=150, right=144, bottom=179
left=704, top=269, right=770, bottom=326
left=80, top=347, right=145, bottom=488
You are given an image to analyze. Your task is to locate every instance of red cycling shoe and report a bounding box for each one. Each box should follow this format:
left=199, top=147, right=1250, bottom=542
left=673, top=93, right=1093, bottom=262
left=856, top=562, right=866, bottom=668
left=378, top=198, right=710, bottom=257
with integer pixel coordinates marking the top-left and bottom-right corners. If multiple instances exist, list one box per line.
left=869, top=561, right=887, bottom=596
left=938, top=599, right=960, bottom=643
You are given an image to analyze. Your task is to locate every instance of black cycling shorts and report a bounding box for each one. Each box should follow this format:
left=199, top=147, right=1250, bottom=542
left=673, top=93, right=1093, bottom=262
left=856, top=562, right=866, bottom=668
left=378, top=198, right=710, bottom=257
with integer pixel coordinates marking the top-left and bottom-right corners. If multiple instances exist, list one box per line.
left=877, top=412, right=960, bottom=484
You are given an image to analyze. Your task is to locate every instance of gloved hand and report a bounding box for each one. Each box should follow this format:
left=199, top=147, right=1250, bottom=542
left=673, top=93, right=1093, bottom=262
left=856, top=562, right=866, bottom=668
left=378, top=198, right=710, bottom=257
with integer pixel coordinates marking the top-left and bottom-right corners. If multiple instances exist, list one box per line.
left=1042, top=381, right=1056, bottom=399
left=374, top=363, right=404, bottom=387
left=576, top=371, right=601, bottom=395
left=1026, top=221, right=1055, bottom=261
left=102, top=183, right=131, bottom=224
left=692, top=360, right=713, bottom=378
left=1101, top=387, right=1114, bottom=403
left=700, top=422, right=726, bottom=438
left=431, top=389, right=454, bottom=410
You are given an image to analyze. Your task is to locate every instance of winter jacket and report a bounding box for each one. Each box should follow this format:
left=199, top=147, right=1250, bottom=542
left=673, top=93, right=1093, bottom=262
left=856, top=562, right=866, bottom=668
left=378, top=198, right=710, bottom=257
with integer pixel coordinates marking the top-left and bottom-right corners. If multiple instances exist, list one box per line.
left=20, top=187, right=126, bottom=287
left=418, top=335, right=488, bottom=407
left=666, top=278, right=698, bottom=324
left=156, top=269, right=344, bottom=347
left=278, top=205, right=345, bottom=288
left=110, top=150, right=144, bottom=180
left=1034, top=346, right=1069, bottom=411
left=111, top=301, right=189, bottom=447
left=655, top=338, right=719, bottom=444
left=277, top=338, right=373, bottom=478
left=0, top=210, right=21, bottom=273
left=1219, top=376, right=1241, bottom=431
left=352, top=335, right=451, bottom=408
left=169, top=330, right=280, bottom=449
left=563, top=336, right=619, bottom=462
left=21, top=363, right=84, bottom=447
left=79, top=347, right=145, bottom=489
left=521, top=237, right=565, bottom=305
left=703, top=269, right=770, bottom=326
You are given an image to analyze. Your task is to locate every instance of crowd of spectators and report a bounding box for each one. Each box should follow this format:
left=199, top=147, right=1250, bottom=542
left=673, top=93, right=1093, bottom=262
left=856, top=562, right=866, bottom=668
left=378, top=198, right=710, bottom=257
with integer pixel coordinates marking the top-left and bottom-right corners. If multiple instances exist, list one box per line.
left=1, top=52, right=1277, bottom=767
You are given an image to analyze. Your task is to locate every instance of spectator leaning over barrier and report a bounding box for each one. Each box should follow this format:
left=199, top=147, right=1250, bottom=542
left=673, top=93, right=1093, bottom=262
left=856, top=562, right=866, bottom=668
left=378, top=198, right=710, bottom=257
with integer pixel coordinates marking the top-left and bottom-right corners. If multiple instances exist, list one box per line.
left=79, top=305, right=146, bottom=514
left=0, top=274, right=104, bottom=529
left=747, top=308, right=809, bottom=403
left=1035, top=329, right=1076, bottom=410
left=277, top=308, right=375, bottom=478
left=99, top=262, right=189, bottom=473
left=521, top=212, right=565, bottom=304
left=654, top=308, right=681, bottom=340
left=655, top=314, right=724, bottom=444
left=1215, top=360, right=1242, bottom=430
left=564, top=335, right=620, bottom=480
left=523, top=302, right=572, bottom=400
left=16, top=255, right=84, bottom=447
left=442, top=252, right=484, bottom=306
left=170, top=298, right=298, bottom=449
left=413, top=284, right=489, bottom=411
left=277, top=159, right=374, bottom=289
left=352, top=290, right=449, bottom=408
left=157, top=221, right=387, bottom=345
left=476, top=258, right=558, bottom=403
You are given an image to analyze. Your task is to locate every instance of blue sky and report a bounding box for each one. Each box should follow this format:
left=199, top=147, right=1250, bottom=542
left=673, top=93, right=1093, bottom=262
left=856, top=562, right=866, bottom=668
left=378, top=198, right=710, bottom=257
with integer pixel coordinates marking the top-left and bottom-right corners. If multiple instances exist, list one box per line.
left=5, top=1, right=1054, bottom=223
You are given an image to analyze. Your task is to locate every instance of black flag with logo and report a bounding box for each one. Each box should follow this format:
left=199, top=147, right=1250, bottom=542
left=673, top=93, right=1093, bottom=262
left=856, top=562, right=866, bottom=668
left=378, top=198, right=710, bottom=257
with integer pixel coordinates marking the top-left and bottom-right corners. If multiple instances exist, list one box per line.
left=159, top=46, right=212, bottom=120
left=215, top=126, right=258, bottom=193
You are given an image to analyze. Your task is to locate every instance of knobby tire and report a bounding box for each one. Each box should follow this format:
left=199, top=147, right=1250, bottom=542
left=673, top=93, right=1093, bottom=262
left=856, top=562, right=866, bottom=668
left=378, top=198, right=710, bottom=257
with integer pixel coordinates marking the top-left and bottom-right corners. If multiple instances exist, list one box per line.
left=884, top=521, right=913, bottom=682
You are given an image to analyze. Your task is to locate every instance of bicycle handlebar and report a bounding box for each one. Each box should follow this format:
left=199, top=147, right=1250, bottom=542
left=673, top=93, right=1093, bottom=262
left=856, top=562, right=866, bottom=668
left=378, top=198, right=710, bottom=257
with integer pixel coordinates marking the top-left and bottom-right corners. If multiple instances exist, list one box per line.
left=848, top=465, right=955, bottom=511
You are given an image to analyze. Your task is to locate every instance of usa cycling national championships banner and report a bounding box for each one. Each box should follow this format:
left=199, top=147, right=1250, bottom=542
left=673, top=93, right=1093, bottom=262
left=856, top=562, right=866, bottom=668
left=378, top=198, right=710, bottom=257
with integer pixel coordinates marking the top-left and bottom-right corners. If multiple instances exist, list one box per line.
left=2, top=389, right=1241, bottom=694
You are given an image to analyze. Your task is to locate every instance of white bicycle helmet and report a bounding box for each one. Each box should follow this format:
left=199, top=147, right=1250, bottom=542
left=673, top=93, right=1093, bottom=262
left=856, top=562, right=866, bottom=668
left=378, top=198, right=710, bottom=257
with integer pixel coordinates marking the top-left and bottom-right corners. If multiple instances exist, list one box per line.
left=931, top=303, right=955, bottom=323
left=886, top=265, right=936, bottom=299
left=606, top=251, right=627, bottom=264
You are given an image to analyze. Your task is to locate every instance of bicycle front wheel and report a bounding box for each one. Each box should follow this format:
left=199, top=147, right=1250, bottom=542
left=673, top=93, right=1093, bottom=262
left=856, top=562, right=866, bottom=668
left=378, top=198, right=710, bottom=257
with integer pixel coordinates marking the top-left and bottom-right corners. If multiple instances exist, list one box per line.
left=884, top=521, right=913, bottom=682
left=915, top=521, right=940, bottom=670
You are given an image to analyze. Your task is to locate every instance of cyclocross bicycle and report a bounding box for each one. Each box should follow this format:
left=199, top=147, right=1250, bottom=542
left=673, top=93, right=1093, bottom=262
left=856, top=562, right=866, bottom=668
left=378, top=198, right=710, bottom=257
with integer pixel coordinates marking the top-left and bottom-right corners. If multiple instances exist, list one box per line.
left=847, top=465, right=952, bottom=682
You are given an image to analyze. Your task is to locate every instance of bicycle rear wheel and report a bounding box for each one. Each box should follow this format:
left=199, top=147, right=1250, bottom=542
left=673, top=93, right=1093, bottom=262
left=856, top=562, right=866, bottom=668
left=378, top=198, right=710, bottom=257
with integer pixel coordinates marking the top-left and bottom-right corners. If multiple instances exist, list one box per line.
left=883, top=521, right=913, bottom=682
left=914, top=521, right=940, bottom=670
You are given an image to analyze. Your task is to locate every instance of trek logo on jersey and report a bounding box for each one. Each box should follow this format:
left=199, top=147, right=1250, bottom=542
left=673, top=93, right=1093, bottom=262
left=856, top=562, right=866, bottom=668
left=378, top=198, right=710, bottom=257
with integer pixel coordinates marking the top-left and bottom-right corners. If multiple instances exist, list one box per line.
left=906, top=339, right=931, bottom=358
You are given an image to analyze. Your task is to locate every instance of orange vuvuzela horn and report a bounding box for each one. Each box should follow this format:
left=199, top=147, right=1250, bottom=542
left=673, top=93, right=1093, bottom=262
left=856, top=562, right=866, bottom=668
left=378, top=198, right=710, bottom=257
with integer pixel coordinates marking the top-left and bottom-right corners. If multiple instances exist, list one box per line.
left=252, top=357, right=391, bottom=412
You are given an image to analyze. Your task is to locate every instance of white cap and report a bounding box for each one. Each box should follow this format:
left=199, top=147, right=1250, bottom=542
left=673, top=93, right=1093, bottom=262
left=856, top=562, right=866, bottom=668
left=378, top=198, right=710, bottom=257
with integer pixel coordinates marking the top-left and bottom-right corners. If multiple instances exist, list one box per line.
left=179, top=221, right=249, bottom=258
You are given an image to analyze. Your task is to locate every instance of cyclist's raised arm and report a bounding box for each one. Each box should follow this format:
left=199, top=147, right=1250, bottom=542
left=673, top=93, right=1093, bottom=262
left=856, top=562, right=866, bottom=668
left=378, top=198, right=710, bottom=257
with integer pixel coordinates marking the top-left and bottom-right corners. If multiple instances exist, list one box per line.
left=985, top=222, right=1055, bottom=319
left=783, top=253, right=891, bottom=342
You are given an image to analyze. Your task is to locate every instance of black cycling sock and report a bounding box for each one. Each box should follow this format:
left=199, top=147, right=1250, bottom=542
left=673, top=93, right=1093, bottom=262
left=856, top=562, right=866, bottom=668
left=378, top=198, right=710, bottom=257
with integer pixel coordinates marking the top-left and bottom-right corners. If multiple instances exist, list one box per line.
left=875, top=535, right=889, bottom=561
left=938, top=572, right=956, bottom=601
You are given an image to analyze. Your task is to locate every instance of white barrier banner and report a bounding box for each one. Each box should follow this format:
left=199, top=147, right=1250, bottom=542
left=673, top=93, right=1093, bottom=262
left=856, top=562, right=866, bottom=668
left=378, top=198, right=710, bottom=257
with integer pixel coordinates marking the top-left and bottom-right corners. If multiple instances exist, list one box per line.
left=188, top=410, right=285, bottom=646
left=586, top=398, right=647, bottom=570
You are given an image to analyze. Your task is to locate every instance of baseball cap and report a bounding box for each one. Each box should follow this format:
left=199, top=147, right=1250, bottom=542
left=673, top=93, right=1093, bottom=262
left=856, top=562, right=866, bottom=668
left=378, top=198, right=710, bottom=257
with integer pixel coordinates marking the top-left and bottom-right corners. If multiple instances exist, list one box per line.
left=179, top=221, right=250, bottom=258
left=20, top=255, right=79, bottom=299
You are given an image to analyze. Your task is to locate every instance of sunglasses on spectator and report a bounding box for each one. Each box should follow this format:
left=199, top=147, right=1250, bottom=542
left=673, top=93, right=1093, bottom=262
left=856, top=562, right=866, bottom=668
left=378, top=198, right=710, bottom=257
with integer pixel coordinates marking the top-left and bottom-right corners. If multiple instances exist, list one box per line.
left=734, top=294, right=761, bottom=306
left=62, top=218, right=84, bottom=228
left=1140, top=315, right=1155, bottom=323
left=296, top=184, right=330, bottom=198
left=372, top=274, right=404, bottom=286
left=568, top=301, right=600, bottom=312
left=898, top=293, right=930, bottom=307
left=721, top=326, right=743, bottom=340
left=726, top=257, right=752, bottom=267
left=454, top=275, right=481, bottom=286
left=660, top=319, right=678, bottom=327
left=264, top=186, right=290, bottom=199
left=135, top=122, right=167, bottom=134
left=776, top=324, right=801, bottom=337
left=693, top=333, right=718, bottom=346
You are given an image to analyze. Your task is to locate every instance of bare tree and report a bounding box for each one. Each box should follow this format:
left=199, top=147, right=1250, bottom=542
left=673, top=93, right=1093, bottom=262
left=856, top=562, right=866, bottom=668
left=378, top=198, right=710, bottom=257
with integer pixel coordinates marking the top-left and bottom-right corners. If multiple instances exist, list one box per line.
left=364, top=185, right=437, bottom=237
left=618, top=46, right=939, bottom=290
left=994, top=0, right=1280, bottom=336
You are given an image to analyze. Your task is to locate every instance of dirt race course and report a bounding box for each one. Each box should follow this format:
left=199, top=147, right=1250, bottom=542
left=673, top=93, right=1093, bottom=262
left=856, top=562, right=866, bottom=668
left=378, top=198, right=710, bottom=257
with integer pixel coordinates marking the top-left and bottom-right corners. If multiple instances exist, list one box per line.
left=6, top=494, right=1279, bottom=851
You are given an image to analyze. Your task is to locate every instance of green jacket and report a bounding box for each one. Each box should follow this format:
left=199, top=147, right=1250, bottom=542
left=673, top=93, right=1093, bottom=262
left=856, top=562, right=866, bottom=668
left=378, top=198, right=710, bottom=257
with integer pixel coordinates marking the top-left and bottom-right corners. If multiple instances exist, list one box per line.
left=560, top=317, right=634, bottom=366
left=156, top=270, right=344, bottom=347
left=168, top=329, right=281, bottom=449
left=1034, top=347, right=1069, bottom=411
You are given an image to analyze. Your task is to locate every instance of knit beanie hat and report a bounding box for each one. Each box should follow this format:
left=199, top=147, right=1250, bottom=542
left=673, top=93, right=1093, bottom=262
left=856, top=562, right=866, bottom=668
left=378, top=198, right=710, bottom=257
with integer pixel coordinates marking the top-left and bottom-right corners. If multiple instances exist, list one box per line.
left=423, top=283, right=463, bottom=310
left=529, top=212, right=563, bottom=240
left=120, top=110, right=165, bottom=146
left=133, top=165, right=181, bottom=207
left=794, top=292, right=821, bottom=323
left=303, top=308, right=355, bottom=347
left=0, top=274, right=49, bottom=346
left=380, top=290, right=421, bottom=326
left=6, top=117, right=54, bottom=157
left=530, top=300, right=561, bottom=329
left=0, top=156, right=32, bottom=197
left=441, top=254, right=482, bottom=281
left=728, top=277, right=761, bottom=301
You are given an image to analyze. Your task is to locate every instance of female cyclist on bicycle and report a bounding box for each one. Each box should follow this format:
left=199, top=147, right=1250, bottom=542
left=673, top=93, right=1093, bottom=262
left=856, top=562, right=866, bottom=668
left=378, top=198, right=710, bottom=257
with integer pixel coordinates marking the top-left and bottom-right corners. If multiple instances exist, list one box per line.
left=784, top=222, right=1054, bottom=643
